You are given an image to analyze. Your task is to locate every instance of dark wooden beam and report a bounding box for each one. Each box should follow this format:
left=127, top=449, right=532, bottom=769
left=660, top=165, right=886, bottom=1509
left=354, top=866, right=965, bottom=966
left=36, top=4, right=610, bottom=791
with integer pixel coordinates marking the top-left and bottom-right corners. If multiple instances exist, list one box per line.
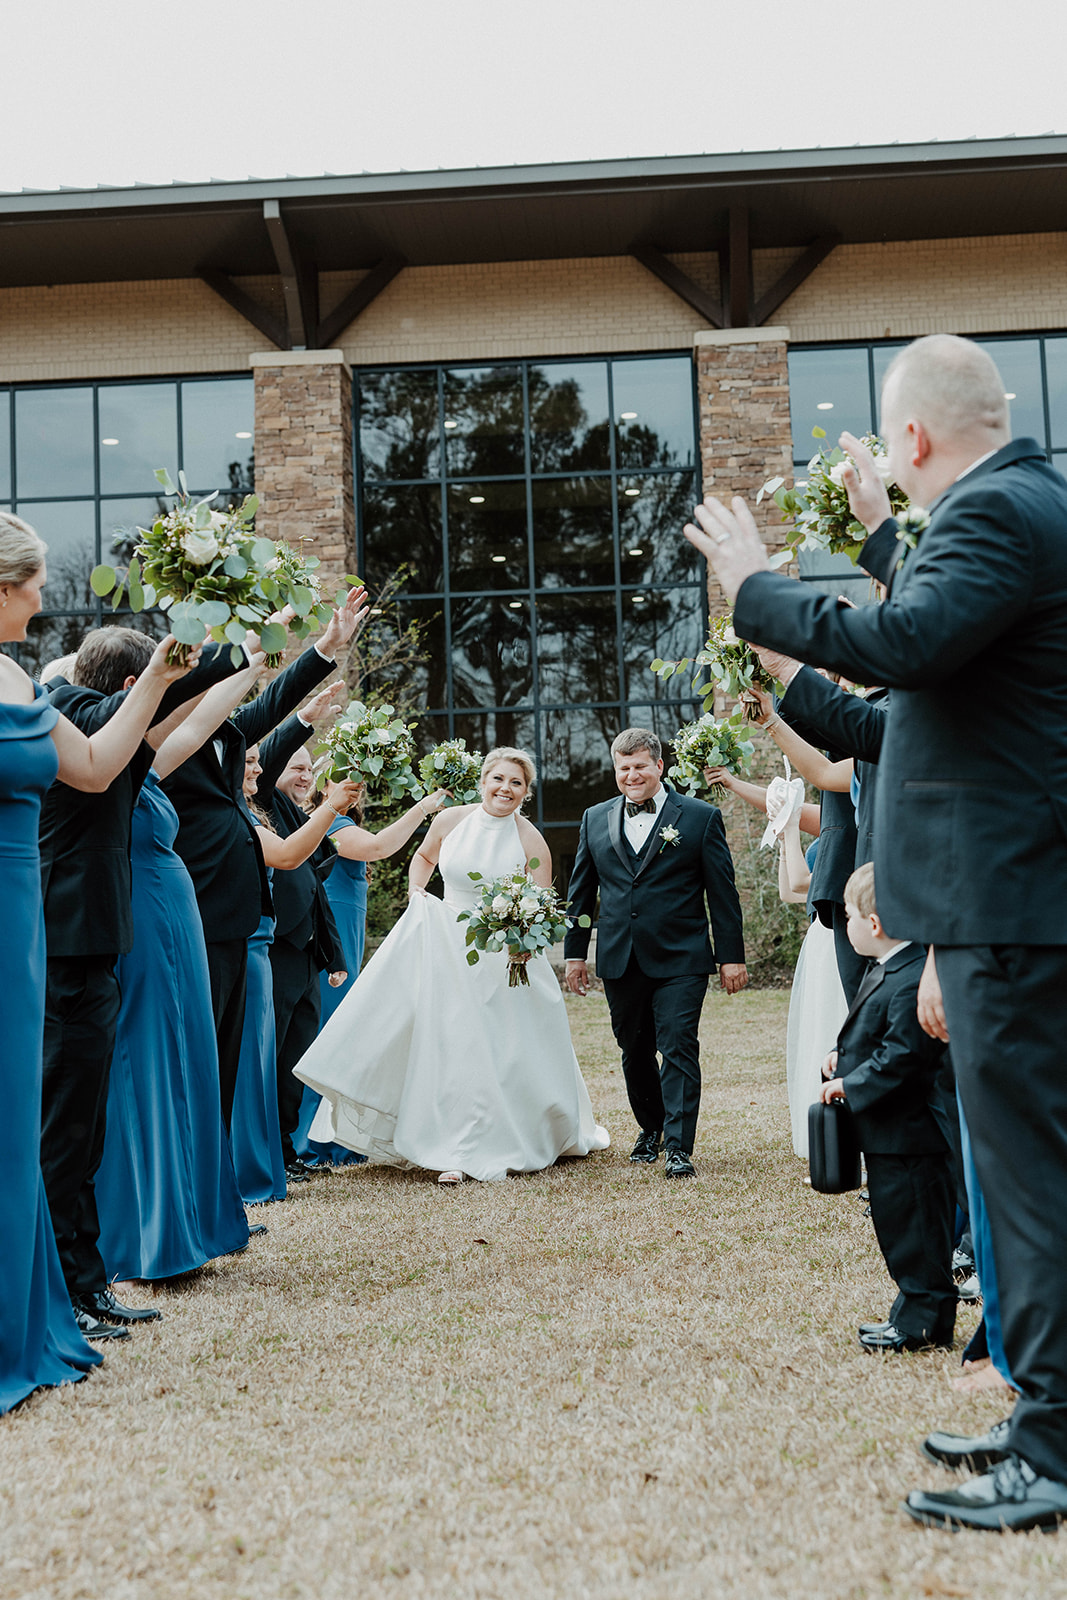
left=198, top=267, right=289, bottom=350
left=263, top=198, right=318, bottom=349
left=631, top=243, right=724, bottom=328
left=315, top=255, right=407, bottom=348
left=726, top=205, right=752, bottom=329
left=753, top=233, right=840, bottom=326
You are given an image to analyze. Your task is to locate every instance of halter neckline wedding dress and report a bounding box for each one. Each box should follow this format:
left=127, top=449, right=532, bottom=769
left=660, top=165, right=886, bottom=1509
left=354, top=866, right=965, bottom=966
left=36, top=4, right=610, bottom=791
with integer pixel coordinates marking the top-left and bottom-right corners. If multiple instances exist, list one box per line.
left=296, top=805, right=609, bottom=1181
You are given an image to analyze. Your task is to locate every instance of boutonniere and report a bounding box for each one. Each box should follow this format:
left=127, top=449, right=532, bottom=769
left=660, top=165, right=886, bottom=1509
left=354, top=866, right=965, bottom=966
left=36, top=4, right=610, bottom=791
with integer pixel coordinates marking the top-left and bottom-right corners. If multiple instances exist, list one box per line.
left=659, top=825, right=681, bottom=852
left=894, top=506, right=931, bottom=569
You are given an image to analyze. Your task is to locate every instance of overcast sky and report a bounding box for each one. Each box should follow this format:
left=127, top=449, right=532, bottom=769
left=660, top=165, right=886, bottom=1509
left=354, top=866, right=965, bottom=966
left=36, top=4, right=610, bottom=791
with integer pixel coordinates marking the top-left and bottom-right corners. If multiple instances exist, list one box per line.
left=3, top=0, right=1061, bottom=192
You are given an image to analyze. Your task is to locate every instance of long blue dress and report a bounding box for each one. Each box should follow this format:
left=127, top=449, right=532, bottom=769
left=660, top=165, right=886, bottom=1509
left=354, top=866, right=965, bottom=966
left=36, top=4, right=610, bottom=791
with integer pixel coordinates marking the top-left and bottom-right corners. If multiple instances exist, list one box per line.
left=0, top=684, right=100, bottom=1412
left=231, top=899, right=287, bottom=1204
left=95, top=773, right=249, bottom=1279
left=294, top=816, right=368, bottom=1167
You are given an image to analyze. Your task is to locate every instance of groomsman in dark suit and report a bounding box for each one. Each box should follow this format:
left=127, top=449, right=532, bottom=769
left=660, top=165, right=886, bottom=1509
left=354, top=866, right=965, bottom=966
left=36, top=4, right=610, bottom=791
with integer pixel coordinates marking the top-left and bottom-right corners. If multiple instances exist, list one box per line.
left=686, top=333, right=1067, bottom=1531
left=40, top=628, right=237, bottom=1340
left=161, top=587, right=367, bottom=1130
left=564, top=728, right=747, bottom=1178
left=253, top=714, right=346, bottom=1180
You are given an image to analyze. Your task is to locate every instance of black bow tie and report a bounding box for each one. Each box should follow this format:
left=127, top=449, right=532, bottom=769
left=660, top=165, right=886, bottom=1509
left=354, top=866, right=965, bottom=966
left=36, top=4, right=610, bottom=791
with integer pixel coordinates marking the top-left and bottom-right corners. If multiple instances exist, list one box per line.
left=625, top=799, right=657, bottom=817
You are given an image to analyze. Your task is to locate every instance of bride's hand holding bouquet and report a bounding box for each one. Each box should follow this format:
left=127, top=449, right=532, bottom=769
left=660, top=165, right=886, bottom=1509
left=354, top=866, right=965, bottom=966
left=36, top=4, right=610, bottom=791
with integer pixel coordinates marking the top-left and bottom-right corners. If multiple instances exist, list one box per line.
left=457, top=863, right=590, bottom=989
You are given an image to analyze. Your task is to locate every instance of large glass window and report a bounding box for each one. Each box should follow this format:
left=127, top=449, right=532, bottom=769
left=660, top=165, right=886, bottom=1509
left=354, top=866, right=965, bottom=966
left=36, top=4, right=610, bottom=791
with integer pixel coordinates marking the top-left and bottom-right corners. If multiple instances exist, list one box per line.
left=1, top=375, right=254, bottom=671
left=355, top=353, right=704, bottom=872
left=787, top=333, right=1067, bottom=593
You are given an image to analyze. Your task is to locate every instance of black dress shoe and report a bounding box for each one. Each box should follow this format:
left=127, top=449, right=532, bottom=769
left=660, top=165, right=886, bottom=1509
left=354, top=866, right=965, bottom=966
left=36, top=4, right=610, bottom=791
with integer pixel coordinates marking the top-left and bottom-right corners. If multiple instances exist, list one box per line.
left=858, top=1318, right=894, bottom=1337
left=957, top=1272, right=982, bottom=1303
left=905, top=1454, right=1067, bottom=1532
left=80, top=1288, right=161, bottom=1325
left=284, top=1162, right=311, bottom=1183
left=247, top=1223, right=268, bottom=1237
left=922, top=1417, right=1013, bottom=1473
left=664, top=1146, right=695, bottom=1179
left=72, top=1303, right=130, bottom=1342
left=630, top=1130, right=663, bottom=1164
left=859, top=1322, right=952, bottom=1353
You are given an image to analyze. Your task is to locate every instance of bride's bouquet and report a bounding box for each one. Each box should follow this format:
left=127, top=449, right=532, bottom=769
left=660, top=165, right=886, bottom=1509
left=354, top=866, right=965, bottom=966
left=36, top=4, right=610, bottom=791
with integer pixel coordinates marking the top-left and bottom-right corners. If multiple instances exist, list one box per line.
left=669, top=712, right=755, bottom=801
left=90, top=467, right=285, bottom=666
left=758, top=429, right=910, bottom=567
left=315, top=700, right=421, bottom=803
left=457, top=864, right=589, bottom=988
left=418, top=738, right=483, bottom=806
left=651, top=610, right=778, bottom=720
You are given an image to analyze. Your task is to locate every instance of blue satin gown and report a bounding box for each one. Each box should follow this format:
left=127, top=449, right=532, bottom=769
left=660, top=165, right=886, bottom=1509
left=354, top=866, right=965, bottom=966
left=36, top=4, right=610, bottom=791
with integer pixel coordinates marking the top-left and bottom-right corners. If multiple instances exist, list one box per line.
left=95, top=773, right=249, bottom=1278
left=295, top=816, right=368, bottom=1166
left=0, top=684, right=100, bottom=1411
left=231, top=897, right=287, bottom=1204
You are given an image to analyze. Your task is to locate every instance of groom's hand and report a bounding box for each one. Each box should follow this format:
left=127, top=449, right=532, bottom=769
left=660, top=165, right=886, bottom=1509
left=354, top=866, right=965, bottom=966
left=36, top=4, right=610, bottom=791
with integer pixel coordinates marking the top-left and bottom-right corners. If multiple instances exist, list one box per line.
left=719, top=962, right=748, bottom=995
left=565, top=959, right=590, bottom=997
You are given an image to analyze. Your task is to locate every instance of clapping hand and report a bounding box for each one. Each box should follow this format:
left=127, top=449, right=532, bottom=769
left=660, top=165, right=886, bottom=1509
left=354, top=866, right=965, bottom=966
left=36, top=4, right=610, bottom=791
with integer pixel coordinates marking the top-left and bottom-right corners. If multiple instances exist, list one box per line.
left=301, top=681, right=347, bottom=724
left=683, top=496, right=770, bottom=604
left=838, top=432, right=892, bottom=535
left=318, top=586, right=370, bottom=658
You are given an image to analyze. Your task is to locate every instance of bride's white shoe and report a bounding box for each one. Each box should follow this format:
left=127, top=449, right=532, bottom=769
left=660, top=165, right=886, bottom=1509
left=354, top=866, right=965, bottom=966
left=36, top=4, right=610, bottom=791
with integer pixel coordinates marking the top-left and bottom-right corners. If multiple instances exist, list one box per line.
left=437, top=1170, right=464, bottom=1186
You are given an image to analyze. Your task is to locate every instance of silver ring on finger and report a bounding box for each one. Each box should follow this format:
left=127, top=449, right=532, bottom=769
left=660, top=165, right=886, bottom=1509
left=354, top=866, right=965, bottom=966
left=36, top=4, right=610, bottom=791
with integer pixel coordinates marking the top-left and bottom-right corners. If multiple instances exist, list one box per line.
left=714, top=530, right=731, bottom=545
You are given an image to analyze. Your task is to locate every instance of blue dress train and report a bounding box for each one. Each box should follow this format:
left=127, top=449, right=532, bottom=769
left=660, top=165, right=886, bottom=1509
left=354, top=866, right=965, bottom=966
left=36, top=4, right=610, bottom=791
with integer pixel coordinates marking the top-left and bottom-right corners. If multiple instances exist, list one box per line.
left=0, top=684, right=100, bottom=1412
left=95, top=773, right=249, bottom=1279
left=294, top=816, right=367, bottom=1167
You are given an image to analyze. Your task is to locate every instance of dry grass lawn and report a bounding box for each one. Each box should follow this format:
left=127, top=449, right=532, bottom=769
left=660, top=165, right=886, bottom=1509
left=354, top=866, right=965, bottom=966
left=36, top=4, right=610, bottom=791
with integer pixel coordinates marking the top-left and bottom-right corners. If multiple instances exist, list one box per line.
left=4, top=989, right=1066, bottom=1600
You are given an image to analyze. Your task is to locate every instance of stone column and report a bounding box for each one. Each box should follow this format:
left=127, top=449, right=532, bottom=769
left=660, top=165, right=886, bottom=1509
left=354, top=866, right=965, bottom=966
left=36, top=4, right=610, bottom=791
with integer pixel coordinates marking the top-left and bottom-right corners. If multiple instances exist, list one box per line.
left=249, top=348, right=357, bottom=673
left=694, top=327, right=794, bottom=621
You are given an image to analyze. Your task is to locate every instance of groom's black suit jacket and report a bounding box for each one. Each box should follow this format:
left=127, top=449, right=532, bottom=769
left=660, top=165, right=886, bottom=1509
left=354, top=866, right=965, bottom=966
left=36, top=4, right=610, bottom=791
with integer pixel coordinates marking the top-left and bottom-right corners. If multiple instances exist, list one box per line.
left=833, top=943, right=947, bottom=1156
left=161, top=645, right=333, bottom=943
left=733, top=438, right=1067, bottom=944
left=563, top=787, right=745, bottom=979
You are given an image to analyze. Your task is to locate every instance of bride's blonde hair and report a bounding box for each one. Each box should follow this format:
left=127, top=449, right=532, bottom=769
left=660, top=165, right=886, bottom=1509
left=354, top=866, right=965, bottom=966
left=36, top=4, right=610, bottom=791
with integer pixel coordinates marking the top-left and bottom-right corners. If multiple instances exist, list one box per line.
left=481, top=746, right=537, bottom=794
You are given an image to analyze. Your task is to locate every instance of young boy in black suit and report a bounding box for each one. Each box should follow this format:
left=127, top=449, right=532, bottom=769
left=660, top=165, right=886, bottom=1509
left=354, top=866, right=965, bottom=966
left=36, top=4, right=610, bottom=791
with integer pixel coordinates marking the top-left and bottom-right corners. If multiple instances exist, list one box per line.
left=819, top=862, right=955, bottom=1353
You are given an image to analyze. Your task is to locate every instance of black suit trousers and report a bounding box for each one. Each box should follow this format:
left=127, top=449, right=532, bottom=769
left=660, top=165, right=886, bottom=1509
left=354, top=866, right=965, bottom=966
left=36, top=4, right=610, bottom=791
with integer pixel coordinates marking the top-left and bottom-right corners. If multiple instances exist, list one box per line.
left=938, top=944, right=1067, bottom=1484
left=601, top=952, right=709, bottom=1153
left=39, top=954, right=121, bottom=1297
left=207, top=938, right=248, bottom=1131
left=865, top=1151, right=956, bottom=1342
left=270, top=937, right=321, bottom=1169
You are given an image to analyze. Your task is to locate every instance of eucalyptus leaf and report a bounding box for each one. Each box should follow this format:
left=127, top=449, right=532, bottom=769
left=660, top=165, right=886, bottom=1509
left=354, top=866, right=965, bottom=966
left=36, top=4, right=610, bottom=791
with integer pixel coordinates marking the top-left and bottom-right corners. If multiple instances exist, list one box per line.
left=198, top=601, right=231, bottom=629
left=90, top=564, right=117, bottom=597
left=155, top=467, right=176, bottom=495
left=224, top=619, right=247, bottom=646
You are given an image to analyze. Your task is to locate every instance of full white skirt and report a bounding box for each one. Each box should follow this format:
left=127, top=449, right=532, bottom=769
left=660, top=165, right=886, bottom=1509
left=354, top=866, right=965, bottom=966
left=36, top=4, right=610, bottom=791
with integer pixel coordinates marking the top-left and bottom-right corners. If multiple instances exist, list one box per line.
left=296, top=893, right=610, bottom=1181
left=785, top=917, right=848, bottom=1158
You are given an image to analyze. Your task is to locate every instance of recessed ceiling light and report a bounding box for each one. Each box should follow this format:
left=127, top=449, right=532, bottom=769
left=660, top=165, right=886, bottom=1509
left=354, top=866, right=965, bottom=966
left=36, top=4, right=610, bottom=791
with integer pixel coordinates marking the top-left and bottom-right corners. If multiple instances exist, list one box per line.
left=628, top=547, right=644, bottom=556
left=491, top=555, right=507, bottom=563
left=369, top=607, right=383, bottom=616
left=620, top=411, right=638, bottom=421
left=632, top=595, right=646, bottom=604
left=469, top=495, right=485, bottom=504
left=235, top=430, right=252, bottom=439
left=1004, top=392, right=1016, bottom=400
left=101, top=437, right=119, bottom=446
left=444, top=419, right=458, bottom=429
left=508, top=600, right=523, bottom=609
left=816, top=402, right=834, bottom=411
left=623, top=487, right=640, bottom=497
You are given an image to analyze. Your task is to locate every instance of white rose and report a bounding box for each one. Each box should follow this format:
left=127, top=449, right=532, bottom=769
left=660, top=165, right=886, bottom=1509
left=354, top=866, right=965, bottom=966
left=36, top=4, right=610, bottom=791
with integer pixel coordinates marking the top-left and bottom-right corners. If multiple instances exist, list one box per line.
left=827, top=462, right=847, bottom=487
left=519, top=896, right=540, bottom=917
left=491, top=894, right=510, bottom=914
left=872, top=455, right=894, bottom=482
left=180, top=529, right=219, bottom=564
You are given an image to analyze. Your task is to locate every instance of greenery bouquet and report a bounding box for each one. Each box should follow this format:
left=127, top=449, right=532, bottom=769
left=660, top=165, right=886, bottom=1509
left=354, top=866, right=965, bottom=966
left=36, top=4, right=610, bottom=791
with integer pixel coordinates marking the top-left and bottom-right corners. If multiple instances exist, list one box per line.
left=457, top=864, right=588, bottom=988
left=651, top=610, right=778, bottom=720
left=315, top=700, right=421, bottom=803
left=257, top=541, right=339, bottom=667
left=90, top=468, right=285, bottom=666
left=758, top=429, right=910, bottom=567
left=418, top=738, right=483, bottom=805
left=669, top=713, right=755, bottom=801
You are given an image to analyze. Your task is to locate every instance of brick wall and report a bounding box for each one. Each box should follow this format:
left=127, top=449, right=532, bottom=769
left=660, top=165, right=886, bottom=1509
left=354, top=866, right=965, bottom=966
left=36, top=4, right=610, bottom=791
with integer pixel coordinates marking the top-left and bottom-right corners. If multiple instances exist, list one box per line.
left=3, top=232, right=1065, bottom=383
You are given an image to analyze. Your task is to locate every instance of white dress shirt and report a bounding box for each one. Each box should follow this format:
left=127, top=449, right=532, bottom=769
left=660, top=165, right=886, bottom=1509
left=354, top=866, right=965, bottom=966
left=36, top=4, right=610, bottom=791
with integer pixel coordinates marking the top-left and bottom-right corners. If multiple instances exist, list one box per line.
left=876, top=938, right=913, bottom=966
left=622, top=783, right=667, bottom=853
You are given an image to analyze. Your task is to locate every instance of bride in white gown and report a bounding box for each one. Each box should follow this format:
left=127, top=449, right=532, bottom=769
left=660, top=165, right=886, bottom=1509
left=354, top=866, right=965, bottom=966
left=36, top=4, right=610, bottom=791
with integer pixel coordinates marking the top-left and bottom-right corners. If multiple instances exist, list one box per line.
left=296, top=747, right=610, bottom=1182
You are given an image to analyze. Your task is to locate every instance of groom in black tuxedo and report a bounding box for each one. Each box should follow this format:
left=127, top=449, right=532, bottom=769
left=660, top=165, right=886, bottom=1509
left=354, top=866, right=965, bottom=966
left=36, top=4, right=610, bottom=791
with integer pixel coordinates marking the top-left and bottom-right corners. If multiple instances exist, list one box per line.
left=686, top=333, right=1067, bottom=1531
left=564, top=728, right=746, bottom=1178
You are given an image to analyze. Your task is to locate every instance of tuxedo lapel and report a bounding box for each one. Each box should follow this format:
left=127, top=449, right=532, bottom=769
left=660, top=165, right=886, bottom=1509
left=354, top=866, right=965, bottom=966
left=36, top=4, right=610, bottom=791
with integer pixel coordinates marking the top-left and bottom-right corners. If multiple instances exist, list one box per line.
left=633, top=791, right=682, bottom=881
left=607, top=796, right=631, bottom=874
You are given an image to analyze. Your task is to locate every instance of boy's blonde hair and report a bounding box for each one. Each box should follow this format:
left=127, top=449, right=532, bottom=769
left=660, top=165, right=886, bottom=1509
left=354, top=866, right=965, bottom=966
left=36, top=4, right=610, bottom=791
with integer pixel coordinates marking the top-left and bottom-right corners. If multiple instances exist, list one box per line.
left=844, top=860, right=877, bottom=919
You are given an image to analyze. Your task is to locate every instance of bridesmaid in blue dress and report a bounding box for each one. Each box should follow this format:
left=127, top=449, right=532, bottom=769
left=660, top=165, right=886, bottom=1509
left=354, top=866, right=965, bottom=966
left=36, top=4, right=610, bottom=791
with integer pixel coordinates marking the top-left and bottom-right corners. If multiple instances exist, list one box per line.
left=0, top=513, right=199, bottom=1404
left=95, top=772, right=250, bottom=1278
left=290, top=782, right=450, bottom=1167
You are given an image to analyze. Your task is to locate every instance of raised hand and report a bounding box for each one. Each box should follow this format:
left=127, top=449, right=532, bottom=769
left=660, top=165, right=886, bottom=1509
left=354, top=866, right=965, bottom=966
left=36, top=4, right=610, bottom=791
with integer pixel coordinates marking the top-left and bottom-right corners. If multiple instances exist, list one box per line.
left=317, top=586, right=370, bottom=658
left=704, top=765, right=737, bottom=792
left=147, top=635, right=204, bottom=681
left=838, top=432, right=893, bottom=534
left=683, top=496, right=769, bottom=603
left=420, top=788, right=451, bottom=814
left=751, top=642, right=802, bottom=687
left=301, top=681, right=347, bottom=724
left=324, top=778, right=364, bottom=814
